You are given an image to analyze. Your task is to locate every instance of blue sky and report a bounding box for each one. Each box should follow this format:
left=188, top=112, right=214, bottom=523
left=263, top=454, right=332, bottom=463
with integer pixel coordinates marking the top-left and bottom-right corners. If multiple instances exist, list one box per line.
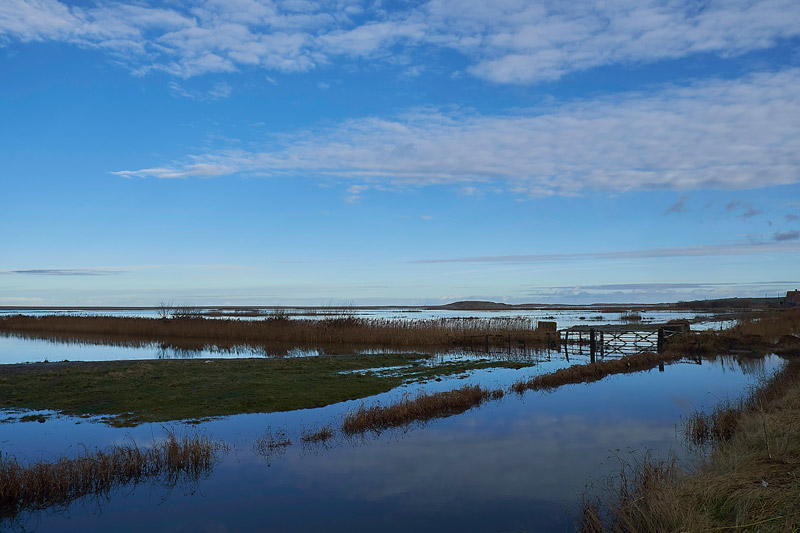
left=1, top=0, right=800, bottom=306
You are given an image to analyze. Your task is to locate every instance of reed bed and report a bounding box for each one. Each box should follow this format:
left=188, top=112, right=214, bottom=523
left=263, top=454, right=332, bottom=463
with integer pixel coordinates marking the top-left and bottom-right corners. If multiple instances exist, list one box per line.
left=510, top=351, right=684, bottom=394
left=342, top=385, right=504, bottom=435
left=727, top=308, right=800, bottom=342
left=0, top=314, right=556, bottom=350
left=341, top=350, right=698, bottom=436
left=0, top=430, right=224, bottom=519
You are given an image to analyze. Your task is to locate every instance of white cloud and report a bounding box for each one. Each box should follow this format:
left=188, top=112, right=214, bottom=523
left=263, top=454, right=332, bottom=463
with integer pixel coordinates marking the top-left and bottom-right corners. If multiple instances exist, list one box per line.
left=112, top=163, right=232, bottom=179
left=168, top=81, right=233, bottom=101
left=1, top=0, right=798, bottom=81
left=113, top=69, right=800, bottom=195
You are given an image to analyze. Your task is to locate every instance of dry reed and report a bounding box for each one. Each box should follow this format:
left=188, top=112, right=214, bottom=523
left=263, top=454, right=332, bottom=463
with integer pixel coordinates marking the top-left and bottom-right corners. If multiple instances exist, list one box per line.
left=580, top=359, right=800, bottom=532
left=342, top=385, right=504, bottom=435
left=511, top=351, right=683, bottom=394
left=253, top=427, right=292, bottom=457
left=0, top=429, right=224, bottom=519
left=0, top=314, right=556, bottom=350
left=300, top=425, right=335, bottom=444
left=685, top=358, right=800, bottom=446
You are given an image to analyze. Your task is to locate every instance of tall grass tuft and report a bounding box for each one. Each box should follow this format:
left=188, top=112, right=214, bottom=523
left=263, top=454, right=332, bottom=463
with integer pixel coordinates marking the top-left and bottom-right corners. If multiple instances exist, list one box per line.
left=342, top=385, right=503, bottom=435
left=0, top=429, right=224, bottom=519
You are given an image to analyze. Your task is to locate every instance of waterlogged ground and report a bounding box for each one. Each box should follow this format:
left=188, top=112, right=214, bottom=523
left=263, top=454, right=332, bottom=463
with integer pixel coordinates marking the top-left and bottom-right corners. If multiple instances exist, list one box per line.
left=0, top=338, right=784, bottom=532
left=0, top=306, right=721, bottom=327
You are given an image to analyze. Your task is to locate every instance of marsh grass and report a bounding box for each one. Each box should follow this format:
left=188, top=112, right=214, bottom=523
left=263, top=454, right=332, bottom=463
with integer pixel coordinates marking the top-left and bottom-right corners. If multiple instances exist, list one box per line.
left=580, top=359, right=800, bottom=532
left=300, top=425, right=335, bottom=444
left=342, top=385, right=504, bottom=435
left=684, top=357, right=800, bottom=446
left=729, top=308, right=800, bottom=340
left=253, top=427, right=292, bottom=459
left=0, top=354, right=543, bottom=426
left=510, top=351, right=684, bottom=394
left=0, top=429, right=224, bottom=520
left=0, top=314, right=556, bottom=350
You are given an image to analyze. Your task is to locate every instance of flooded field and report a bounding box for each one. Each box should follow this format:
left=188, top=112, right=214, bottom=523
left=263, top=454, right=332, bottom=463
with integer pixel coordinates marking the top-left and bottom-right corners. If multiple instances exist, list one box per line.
left=0, top=324, right=786, bottom=531
left=0, top=306, right=724, bottom=329
left=0, top=307, right=730, bottom=365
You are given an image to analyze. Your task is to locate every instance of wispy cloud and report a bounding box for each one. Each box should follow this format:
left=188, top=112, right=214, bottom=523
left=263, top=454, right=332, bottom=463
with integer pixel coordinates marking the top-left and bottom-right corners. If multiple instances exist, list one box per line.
left=554, top=281, right=797, bottom=292
left=3, top=268, right=124, bottom=276
left=168, top=81, right=232, bottom=101
left=774, top=230, right=800, bottom=241
left=739, top=206, right=764, bottom=220
left=112, top=163, right=233, bottom=179
left=665, top=195, right=688, bottom=214
left=412, top=240, right=800, bottom=264
left=1, top=0, right=799, bottom=82
left=523, top=280, right=797, bottom=304
left=786, top=214, right=799, bottom=222
left=113, top=69, right=800, bottom=196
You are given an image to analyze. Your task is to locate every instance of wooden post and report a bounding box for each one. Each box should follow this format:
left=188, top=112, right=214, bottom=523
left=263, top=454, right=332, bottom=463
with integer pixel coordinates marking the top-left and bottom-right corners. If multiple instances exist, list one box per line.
left=657, top=328, right=664, bottom=353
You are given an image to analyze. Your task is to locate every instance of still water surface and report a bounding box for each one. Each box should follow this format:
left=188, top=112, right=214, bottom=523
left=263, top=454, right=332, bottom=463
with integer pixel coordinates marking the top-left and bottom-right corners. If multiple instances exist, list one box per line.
left=0, top=331, right=782, bottom=532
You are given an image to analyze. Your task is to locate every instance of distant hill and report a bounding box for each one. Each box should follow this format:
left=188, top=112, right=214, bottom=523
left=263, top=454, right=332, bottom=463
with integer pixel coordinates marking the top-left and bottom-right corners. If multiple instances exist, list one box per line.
left=432, top=296, right=786, bottom=311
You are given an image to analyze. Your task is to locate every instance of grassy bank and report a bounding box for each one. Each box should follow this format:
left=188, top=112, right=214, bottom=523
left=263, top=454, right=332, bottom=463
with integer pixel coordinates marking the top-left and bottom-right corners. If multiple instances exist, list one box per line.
left=0, top=314, right=557, bottom=350
left=0, top=354, right=532, bottom=426
left=580, top=359, right=800, bottom=532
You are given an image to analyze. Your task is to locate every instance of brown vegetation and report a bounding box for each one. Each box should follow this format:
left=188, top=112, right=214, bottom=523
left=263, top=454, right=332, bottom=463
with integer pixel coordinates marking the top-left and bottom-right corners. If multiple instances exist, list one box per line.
left=300, top=425, right=335, bottom=444
left=0, top=430, right=224, bottom=520
left=253, top=427, right=292, bottom=458
left=579, top=359, right=800, bottom=532
left=685, top=356, right=800, bottom=446
left=342, top=385, right=504, bottom=435
left=0, top=314, right=557, bottom=351
left=511, top=351, right=684, bottom=394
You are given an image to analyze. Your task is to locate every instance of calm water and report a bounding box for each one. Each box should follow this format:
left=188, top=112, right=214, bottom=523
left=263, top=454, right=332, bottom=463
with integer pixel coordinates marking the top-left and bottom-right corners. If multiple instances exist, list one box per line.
left=0, top=330, right=783, bottom=532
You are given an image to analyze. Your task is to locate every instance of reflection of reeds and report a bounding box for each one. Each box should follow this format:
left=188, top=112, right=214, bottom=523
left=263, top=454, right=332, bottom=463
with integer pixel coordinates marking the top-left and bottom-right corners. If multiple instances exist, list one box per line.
left=0, top=315, right=556, bottom=350
left=342, top=385, right=504, bottom=435
left=253, top=427, right=292, bottom=461
left=510, top=351, right=683, bottom=394
left=0, top=429, right=224, bottom=519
